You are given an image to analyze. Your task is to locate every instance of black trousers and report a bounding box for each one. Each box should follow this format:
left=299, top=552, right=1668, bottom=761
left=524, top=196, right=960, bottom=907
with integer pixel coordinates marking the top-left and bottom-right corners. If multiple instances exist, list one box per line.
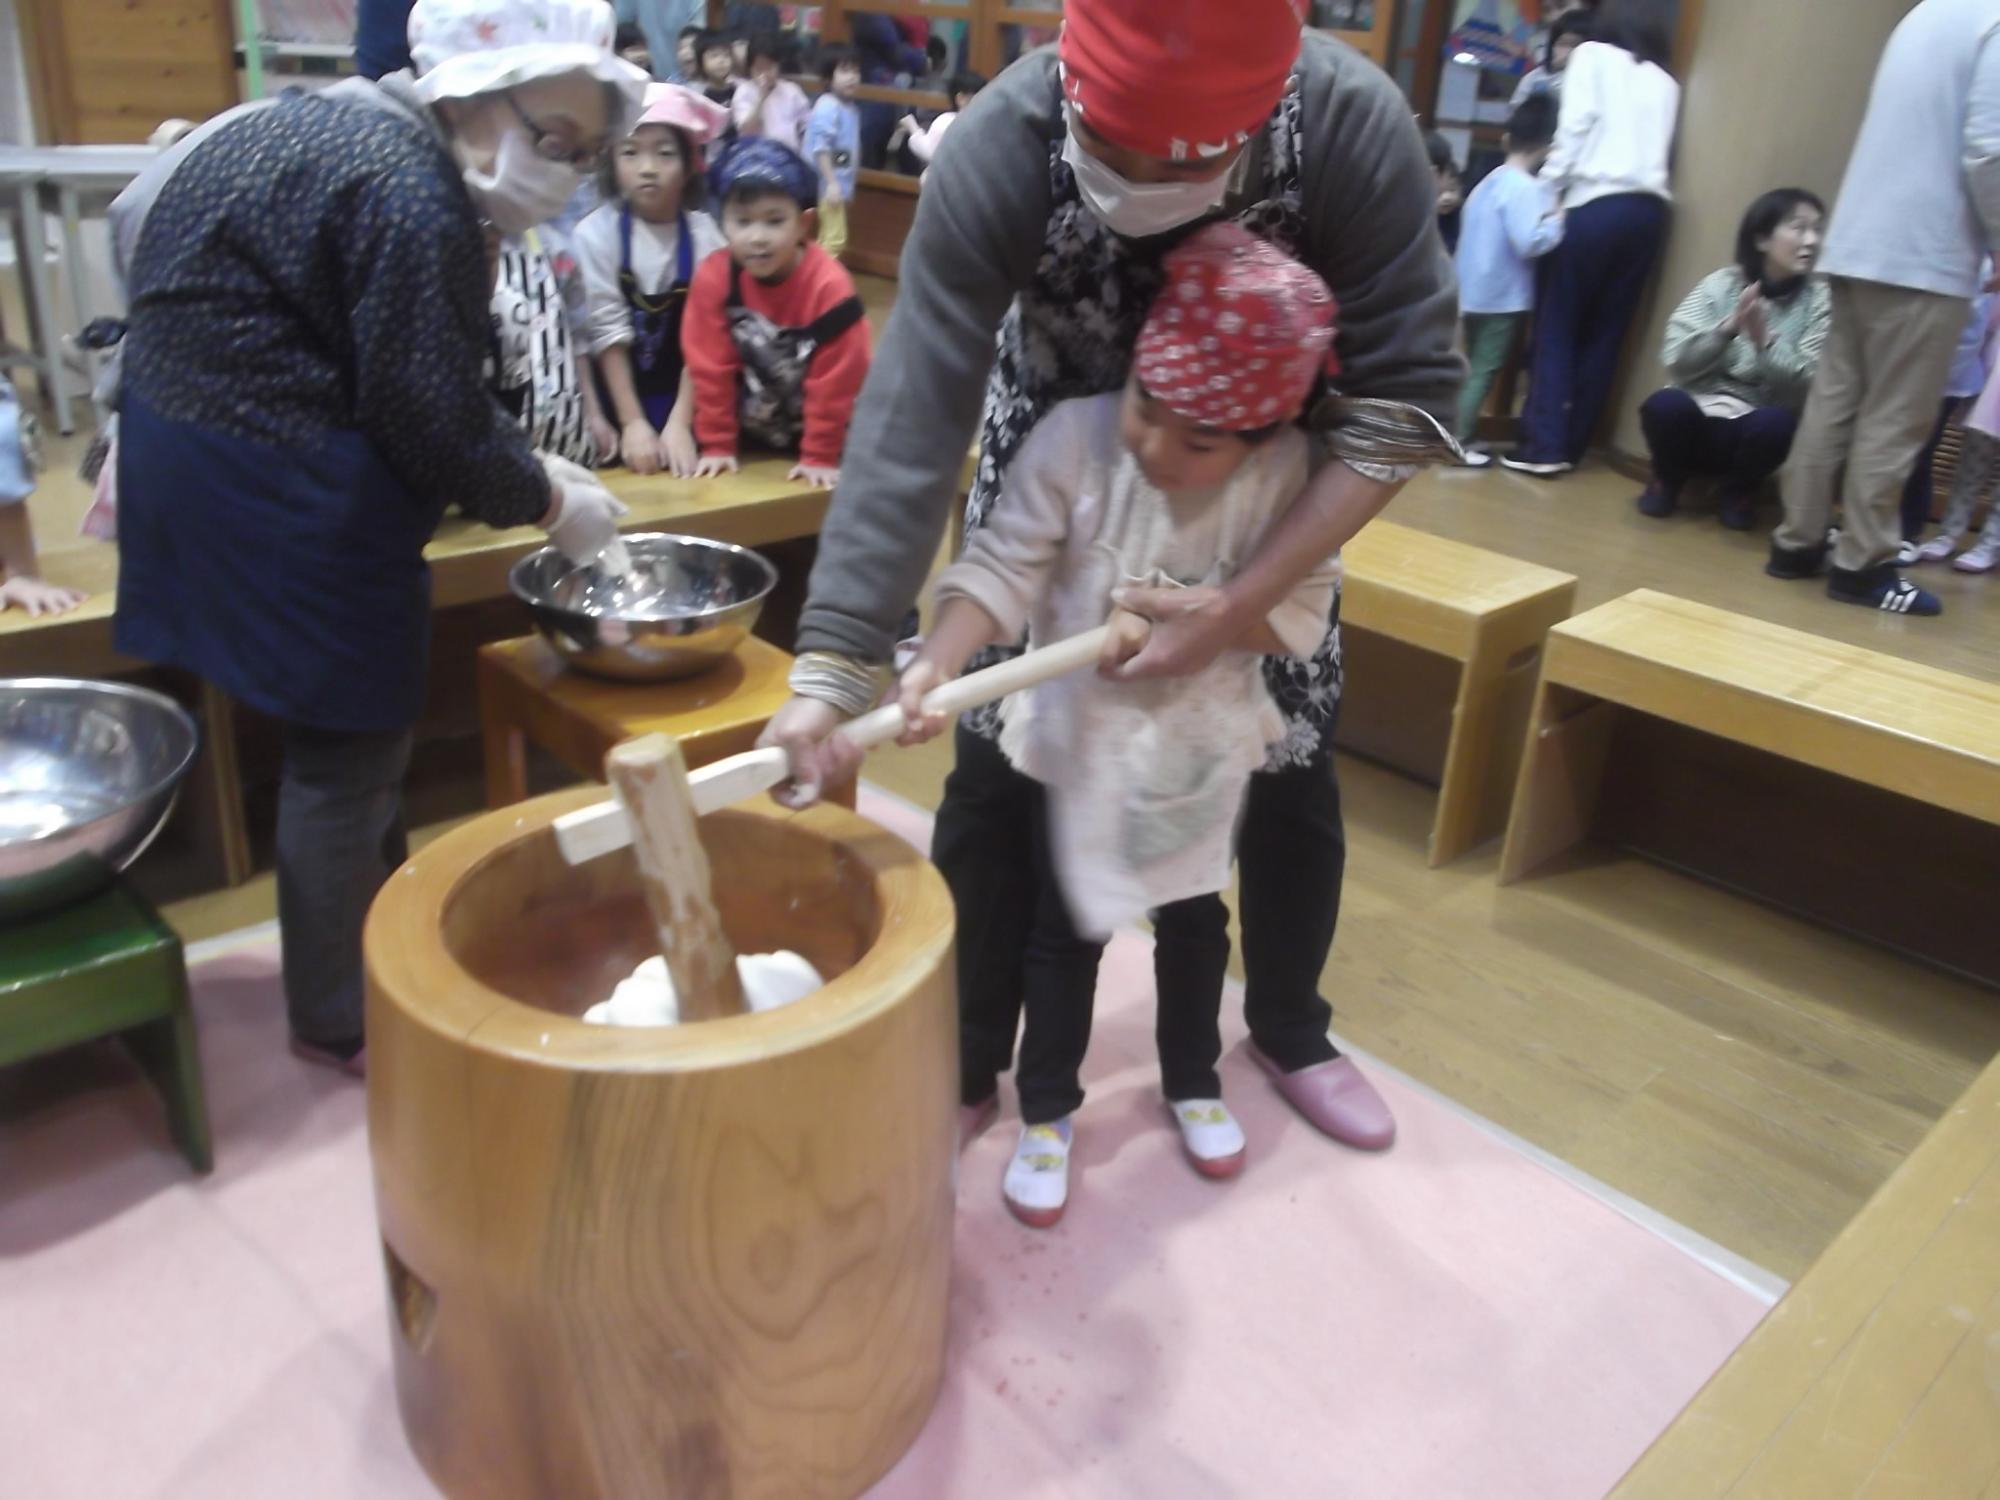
left=1520, top=193, right=1671, bottom=465
left=1638, top=387, right=1799, bottom=493
left=935, top=725, right=1344, bottom=1121
left=275, top=723, right=412, bottom=1048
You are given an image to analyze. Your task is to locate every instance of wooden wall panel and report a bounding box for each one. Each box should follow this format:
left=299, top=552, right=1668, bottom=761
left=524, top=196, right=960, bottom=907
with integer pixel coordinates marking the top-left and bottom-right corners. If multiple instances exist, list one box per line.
left=18, top=0, right=238, bottom=144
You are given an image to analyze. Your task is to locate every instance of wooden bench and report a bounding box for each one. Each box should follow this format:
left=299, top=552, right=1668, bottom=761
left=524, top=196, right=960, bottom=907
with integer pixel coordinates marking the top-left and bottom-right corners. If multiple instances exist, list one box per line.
left=477, top=633, right=814, bottom=809
left=1500, top=589, right=2000, bottom=977
left=0, top=459, right=832, bottom=680
left=1, top=462, right=831, bottom=896
left=1337, top=521, right=1577, bottom=866
left=1613, top=1041, right=2000, bottom=1496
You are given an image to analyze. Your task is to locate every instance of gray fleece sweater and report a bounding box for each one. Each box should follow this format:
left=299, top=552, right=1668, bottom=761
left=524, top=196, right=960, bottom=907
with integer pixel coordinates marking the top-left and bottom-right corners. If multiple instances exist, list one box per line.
left=797, top=37, right=1462, bottom=664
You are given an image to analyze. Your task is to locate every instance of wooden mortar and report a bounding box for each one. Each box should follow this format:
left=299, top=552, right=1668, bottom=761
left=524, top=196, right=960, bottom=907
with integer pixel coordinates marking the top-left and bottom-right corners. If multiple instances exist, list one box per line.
left=363, top=786, right=957, bottom=1499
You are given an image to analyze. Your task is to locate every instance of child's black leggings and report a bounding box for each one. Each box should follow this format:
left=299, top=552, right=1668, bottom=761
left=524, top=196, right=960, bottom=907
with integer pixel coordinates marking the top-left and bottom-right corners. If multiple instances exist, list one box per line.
left=938, top=726, right=1344, bottom=1124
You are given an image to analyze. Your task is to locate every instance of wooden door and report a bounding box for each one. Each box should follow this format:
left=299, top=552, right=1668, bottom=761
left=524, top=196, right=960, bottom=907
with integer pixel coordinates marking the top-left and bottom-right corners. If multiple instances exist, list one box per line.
left=17, top=0, right=239, bottom=144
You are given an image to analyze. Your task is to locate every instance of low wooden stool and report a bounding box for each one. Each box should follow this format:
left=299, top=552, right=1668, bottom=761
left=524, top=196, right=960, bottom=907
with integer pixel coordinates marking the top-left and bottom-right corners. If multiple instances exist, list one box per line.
left=0, top=881, right=212, bottom=1174
left=478, top=634, right=852, bottom=808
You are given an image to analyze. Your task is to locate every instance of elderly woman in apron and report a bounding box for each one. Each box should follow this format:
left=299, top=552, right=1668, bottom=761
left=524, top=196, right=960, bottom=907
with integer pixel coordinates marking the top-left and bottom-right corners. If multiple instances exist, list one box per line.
left=112, top=0, right=643, bottom=1073
left=764, top=0, right=1461, bottom=1150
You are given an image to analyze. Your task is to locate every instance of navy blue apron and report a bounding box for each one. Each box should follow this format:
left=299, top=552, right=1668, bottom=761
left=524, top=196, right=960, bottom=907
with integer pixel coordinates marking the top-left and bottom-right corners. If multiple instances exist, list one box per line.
left=114, top=392, right=441, bottom=735
left=620, top=205, right=695, bottom=429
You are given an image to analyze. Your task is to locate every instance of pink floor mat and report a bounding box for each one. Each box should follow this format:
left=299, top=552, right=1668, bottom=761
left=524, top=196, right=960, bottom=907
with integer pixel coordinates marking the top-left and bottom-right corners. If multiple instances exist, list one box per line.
left=1, top=791, right=1769, bottom=1498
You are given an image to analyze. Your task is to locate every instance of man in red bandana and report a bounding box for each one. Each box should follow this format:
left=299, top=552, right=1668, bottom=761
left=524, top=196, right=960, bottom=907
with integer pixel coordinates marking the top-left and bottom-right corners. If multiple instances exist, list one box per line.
left=767, top=0, right=1463, bottom=1156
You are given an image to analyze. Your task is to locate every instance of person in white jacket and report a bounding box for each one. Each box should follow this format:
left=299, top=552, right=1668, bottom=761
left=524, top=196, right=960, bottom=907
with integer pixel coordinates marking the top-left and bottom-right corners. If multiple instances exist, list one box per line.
left=1502, top=0, right=1680, bottom=478
left=1768, top=0, right=2000, bottom=616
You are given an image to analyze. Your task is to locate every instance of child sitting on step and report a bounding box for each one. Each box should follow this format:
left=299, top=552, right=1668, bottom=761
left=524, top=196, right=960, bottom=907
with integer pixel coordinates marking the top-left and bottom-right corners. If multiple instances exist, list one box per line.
left=895, top=224, right=1342, bottom=1229
left=680, top=137, right=871, bottom=490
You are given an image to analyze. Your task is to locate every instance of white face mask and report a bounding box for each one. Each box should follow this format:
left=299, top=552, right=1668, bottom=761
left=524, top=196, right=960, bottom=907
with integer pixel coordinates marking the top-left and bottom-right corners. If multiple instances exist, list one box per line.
left=462, top=124, right=583, bottom=234
left=1062, top=128, right=1232, bottom=239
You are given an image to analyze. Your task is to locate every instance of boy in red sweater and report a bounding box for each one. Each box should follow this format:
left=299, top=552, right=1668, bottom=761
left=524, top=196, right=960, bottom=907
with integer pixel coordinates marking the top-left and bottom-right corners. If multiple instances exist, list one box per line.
left=683, top=137, right=871, bottom=489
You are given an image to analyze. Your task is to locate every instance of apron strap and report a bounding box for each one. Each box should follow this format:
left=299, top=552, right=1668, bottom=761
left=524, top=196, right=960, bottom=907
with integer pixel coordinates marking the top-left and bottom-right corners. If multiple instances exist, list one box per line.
left=621, top=206, right=694, bottom=311
left=800, top=295, right=865, bottom=347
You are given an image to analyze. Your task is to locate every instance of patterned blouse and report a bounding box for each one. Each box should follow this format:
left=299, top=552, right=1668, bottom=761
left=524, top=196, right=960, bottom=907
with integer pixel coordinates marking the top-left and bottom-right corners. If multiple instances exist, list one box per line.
left=123, top=80, right=549, bottom=529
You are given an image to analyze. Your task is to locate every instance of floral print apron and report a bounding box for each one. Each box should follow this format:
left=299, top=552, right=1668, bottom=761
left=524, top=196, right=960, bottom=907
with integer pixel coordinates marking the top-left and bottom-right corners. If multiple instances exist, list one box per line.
left=961, top=82, right=1342, bottom=769
left=490, top=228, right=596, bottom=466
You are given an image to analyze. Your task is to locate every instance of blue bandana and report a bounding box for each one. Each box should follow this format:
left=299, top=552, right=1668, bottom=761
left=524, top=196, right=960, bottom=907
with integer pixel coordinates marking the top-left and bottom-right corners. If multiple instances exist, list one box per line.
left=708, top=136, right=820, bottom=211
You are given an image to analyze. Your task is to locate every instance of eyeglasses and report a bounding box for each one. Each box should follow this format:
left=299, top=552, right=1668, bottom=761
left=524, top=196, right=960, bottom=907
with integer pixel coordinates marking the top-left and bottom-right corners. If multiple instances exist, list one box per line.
left=506, top=93, right=605, bottom=171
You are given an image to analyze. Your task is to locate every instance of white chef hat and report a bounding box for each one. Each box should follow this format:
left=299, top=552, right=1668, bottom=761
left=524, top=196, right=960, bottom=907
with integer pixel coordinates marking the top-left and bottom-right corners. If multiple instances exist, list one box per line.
left=407, top=0, right=648, bottom=131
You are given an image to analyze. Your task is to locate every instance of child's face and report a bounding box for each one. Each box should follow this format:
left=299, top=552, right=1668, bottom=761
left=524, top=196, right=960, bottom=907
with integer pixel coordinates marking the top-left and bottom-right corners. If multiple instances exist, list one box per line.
left=723, top=191, right=810, bottom=282
left=1551, top=33, right=1581, bottom=71
left=832, top=61, right=862, bottom=100
left=751, top=55, right=781, bottom=88
left=615, top=125, right=688, bottom=221
left=701, top=44, right=734, bottom=84
left=1118, top=379, right=1262, bottom=494
left=676, top=37, right=698, bottom=77
left=619, top=42, right=652, bottom=73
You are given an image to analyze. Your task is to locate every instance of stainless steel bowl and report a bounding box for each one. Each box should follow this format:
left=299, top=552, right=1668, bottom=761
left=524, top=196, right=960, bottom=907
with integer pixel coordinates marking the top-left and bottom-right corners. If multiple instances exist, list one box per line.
left=0, top=678, right=200, bottom=922
left=508, top=533, right=780, bottom=682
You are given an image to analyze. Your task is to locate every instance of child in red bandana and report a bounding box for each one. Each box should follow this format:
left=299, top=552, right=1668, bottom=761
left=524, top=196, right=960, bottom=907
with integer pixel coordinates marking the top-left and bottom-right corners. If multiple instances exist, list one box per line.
left=898, top=224, right=1339, bottom=1228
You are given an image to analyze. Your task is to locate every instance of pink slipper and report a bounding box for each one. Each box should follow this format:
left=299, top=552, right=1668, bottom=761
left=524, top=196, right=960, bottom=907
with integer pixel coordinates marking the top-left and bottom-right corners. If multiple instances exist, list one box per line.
left=1249, top=1045, right=1395, bottom=1150
left=289, top=1037, right=366, bottom=1079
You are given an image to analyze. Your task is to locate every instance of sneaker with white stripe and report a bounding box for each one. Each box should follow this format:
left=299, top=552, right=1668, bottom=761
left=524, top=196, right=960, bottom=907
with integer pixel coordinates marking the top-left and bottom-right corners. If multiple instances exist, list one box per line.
left=1826, top=564, right=1942, bottom=616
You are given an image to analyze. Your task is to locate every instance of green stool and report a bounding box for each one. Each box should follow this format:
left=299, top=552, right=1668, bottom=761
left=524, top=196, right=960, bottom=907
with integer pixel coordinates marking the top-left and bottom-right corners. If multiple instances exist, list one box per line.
left=0, top=880, right=212, bottom=1174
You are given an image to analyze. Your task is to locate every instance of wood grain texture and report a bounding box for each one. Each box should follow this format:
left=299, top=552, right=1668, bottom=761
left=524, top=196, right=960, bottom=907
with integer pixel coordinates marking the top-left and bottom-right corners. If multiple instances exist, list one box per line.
left=478, top=634, right=798, bottom=809
left=1504, top=589, right=2000, bottom=883
left=1336, top=520, right=1578, bottom=865
left=1541, top=590, right=2000, bottom=824
left=0, top=460, right=830, bottom=676
left=365, top=790, right=957, bottom=1499
left=16, top=0, right=235, bottom=144
left=1615, top=1048, right=2000, bottom=1498
left=605, top=734, right=745, bottom=1020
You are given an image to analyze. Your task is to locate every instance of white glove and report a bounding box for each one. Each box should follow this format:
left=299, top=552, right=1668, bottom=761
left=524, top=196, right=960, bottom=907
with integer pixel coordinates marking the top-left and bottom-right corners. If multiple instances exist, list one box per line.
left=539, top=454, right=629, bottom=570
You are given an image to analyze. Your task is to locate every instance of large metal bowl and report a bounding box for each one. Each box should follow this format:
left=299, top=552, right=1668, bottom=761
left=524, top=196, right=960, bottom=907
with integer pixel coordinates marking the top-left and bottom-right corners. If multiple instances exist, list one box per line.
left=508, top=533, right=780, bottom=682
left=0, top=678, right=200, bottom=922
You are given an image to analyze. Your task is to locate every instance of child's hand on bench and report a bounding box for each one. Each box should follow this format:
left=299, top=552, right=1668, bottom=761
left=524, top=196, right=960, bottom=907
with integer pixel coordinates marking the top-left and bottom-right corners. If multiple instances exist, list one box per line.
left=693, top=454, right=740, bottom=479
left=789, top=462, right=840, bottom=490
left=621, top=420, right=664, bottom=476
left=0, top=575, right=86, bottom=618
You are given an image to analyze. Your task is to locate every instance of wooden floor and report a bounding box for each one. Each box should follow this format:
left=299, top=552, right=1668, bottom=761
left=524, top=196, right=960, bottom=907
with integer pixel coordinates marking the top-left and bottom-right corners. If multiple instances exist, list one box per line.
left=14, top=275, right=2000, bottom=1283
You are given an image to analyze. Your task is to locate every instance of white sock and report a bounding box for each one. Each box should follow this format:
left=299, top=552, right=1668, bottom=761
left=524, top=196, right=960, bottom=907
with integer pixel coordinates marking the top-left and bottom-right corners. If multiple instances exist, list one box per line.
left=1170, top=1098, right=1246, bottom=1164
left=1003, top=1120, right=1073, bottom=1215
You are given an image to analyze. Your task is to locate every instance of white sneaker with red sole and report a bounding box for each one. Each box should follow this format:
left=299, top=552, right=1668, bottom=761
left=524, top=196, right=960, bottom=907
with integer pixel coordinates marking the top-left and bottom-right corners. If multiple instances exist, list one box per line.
left=1003, top=1119, right=1073, bottom=1228
left=1169, top=1098, right=1247, bottom=1178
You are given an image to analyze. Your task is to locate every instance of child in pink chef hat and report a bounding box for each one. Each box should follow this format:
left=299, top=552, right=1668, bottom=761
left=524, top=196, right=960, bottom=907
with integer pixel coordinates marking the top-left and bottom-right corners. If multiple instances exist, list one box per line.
left=895, top=223, right=1342, bottom=1229
left=573, top=83, right=733, bottom=475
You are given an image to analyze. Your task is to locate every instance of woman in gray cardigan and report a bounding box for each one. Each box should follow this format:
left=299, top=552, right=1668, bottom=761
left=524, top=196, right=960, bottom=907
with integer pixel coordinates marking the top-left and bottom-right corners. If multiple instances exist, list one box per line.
left=1636, top=188, right=1830, bottom=529
left=759, top=0, right=1461, bottom=1155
